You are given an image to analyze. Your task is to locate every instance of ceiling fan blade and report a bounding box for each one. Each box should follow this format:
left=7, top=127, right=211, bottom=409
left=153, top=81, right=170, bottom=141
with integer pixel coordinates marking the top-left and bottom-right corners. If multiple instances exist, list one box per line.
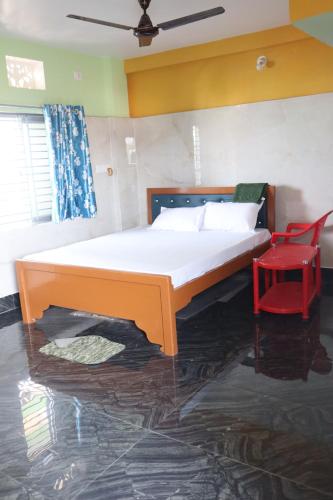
left=139, top=36, right=153, bottom=47
left=67, top=14, right=133, bottom=31
left=157, top=6, right=225, bottom=31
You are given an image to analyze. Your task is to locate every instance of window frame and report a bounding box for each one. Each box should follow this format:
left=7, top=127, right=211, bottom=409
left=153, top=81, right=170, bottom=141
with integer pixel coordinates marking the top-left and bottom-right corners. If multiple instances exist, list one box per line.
left=0, top=111, right=52, bottom=229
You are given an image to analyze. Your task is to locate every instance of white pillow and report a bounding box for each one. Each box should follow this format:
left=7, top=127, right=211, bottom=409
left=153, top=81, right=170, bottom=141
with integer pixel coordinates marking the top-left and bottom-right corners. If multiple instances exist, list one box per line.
left=202, top=202, right=262, bottom=232
left=151, top=206, right=205, bottom=232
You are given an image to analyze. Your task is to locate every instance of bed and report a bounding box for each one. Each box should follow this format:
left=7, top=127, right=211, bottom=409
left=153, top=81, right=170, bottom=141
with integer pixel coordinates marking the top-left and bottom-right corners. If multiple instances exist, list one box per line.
left=16, top=186, right=275, bottom=356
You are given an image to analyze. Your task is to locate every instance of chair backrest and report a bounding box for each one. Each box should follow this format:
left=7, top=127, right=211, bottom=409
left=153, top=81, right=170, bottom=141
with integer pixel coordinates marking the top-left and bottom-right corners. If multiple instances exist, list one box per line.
left=272, top=211, right=333, bottom=245
left=310, top=211, right=333, bottom=246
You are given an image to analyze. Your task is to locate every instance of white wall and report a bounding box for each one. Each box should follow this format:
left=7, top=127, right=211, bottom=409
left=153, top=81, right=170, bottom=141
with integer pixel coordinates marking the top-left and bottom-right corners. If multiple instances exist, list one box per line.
left=134, top=93, right=333, bottom=268
left=0, top=116, right=138, bottom=297
left=1, top=92, right=333, bottom=298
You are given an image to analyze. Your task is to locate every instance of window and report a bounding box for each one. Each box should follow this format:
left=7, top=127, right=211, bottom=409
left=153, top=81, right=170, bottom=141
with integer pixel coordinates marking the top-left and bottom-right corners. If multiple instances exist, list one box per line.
left=125, top=136, right=137, bottom=166
left=6, top=56, right=46, bottom=90
left=0, top=113, right=52, bottom=228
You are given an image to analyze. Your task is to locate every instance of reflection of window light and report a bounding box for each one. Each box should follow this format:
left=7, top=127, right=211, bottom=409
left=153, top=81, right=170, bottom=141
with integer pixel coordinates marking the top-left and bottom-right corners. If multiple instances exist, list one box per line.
left=6, top=55, right=46, bottom=90
left=192, top=125, right=202, bottom=186
left=125, top=136, right=137, bottom=166
left=18, top=378, right=56, bottom=461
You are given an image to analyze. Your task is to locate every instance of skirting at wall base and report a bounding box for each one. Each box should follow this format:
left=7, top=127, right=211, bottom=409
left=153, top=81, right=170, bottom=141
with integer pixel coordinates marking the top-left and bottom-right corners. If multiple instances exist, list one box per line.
left=0, top=293, right=20, bottom=315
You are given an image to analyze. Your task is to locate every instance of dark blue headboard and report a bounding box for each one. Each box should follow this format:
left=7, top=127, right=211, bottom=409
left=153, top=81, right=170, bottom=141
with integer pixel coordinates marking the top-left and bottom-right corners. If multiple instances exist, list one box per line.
left=147, top=188, right=272, bottom=230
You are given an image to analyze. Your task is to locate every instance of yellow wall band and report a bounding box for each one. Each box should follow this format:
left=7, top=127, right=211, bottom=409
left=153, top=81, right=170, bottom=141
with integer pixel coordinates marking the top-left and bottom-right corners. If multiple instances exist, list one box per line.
left=290, top=0, right=333, bottom=21
left=127, top=36, right=333, bottom=117
left=125, top=26, right=307, bottom=74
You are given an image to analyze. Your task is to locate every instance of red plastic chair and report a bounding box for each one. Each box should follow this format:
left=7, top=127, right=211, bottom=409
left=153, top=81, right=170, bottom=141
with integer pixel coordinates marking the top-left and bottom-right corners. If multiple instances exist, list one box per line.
left=269, top=211, right=333, bottom=294
left=271, top=211, right=333, bottom=246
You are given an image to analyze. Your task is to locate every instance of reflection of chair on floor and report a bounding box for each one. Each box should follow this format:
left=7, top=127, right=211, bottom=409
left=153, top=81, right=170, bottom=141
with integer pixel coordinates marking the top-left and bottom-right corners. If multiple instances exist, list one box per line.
left=254, top=315, right=332, bottom=382
left=253, top=211, right=333, bottom=319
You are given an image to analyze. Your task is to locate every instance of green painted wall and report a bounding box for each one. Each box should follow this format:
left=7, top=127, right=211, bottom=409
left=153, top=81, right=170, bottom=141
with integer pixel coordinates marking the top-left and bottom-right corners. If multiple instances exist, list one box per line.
left=0, top=36, right=129, bottom=117
left=294, top=12, right=333, bottom=48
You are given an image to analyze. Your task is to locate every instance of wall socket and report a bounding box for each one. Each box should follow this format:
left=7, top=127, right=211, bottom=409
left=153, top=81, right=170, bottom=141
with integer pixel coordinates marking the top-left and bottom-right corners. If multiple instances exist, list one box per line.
left=95, top=164, right=114, bottom=174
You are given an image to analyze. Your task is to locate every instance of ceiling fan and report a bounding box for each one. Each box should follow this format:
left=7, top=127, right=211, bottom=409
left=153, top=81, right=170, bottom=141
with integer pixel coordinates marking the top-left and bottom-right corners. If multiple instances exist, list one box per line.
left=67, top=0, right=225, bottom=47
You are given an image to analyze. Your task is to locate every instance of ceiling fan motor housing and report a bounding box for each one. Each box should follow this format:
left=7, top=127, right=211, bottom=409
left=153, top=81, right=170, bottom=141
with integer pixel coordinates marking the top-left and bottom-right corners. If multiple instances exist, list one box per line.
left=134, top=25, right=159, bottom=39
left=134, top=12, right=159, bottom=39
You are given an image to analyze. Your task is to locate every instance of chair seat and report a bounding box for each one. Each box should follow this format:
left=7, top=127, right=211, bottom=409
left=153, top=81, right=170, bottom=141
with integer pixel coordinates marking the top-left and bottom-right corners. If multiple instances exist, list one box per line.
left=257, top=244, right=317, bottom=270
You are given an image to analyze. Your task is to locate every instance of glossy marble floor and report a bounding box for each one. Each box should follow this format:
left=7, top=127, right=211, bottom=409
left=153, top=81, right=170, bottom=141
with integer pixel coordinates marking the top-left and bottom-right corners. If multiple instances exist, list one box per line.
left=0, top=288, right=333, bottom=499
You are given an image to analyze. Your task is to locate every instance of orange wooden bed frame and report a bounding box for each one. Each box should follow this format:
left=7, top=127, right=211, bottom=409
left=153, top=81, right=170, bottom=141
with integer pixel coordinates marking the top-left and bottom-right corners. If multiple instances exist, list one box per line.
left=16, top=186, right=275, bottom=356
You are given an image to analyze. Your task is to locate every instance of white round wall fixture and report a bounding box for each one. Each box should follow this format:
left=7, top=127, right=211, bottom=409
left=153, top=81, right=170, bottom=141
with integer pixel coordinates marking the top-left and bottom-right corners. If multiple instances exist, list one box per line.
left=256, top=55, right=268, bottom=71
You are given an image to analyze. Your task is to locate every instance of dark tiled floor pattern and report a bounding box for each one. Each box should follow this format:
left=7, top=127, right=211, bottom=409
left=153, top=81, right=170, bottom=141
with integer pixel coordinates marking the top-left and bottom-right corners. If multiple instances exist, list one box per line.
left=0, top=290, right=333, bottom=499
left=0, top=293, right=19, bottom=315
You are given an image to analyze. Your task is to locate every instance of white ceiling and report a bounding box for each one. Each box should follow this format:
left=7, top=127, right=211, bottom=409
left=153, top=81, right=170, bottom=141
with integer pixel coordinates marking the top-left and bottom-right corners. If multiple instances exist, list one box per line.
left=0, top=0, right=290, bottom=59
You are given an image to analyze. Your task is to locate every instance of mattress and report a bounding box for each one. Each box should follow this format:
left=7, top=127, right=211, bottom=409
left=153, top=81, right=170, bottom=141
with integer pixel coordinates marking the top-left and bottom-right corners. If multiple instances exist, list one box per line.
left=23, top=227, right=271, bottom=288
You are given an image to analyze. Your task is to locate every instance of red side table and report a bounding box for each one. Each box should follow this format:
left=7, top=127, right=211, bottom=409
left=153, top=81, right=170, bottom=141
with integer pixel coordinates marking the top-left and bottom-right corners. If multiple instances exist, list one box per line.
left=253, top=244, right=320, bottom=320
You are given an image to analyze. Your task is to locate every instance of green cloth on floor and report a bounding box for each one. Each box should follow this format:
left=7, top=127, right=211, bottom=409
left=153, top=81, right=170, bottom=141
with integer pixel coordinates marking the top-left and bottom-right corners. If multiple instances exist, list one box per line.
left=233, top=183, right=268, bottom=203
left=39, top=335, right=125, bottom=364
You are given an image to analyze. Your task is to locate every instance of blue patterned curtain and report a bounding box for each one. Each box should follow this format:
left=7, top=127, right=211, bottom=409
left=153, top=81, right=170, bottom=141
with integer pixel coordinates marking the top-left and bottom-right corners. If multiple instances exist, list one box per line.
left=43, top=104, right=97, bottom=222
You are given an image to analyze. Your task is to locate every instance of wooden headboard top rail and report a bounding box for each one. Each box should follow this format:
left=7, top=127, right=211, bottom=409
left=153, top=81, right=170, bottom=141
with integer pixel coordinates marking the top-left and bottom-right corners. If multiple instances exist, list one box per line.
left=147, top=186, right=276, bottom=233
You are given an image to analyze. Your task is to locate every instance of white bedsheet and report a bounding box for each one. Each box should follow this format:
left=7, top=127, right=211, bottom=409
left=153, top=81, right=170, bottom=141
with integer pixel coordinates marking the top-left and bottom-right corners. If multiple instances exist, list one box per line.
left=23, top=227, right=271, bottom=288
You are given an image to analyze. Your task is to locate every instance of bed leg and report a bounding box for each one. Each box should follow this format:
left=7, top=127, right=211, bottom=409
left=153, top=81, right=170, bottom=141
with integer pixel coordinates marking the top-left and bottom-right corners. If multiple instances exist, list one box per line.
left=20, top=301, right=36, bottom=324
left=135, top=305, right=178, bottom=356
left=136, top=279, right=178, bottom=356
left=16, top=262, right=39, bottom=324
left=160, top=280, right=178, bottom=356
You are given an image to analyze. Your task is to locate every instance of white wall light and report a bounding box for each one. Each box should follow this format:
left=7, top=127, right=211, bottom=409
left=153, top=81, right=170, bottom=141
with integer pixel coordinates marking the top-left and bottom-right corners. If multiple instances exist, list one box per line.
left=256, top=55, right=268, bottom=72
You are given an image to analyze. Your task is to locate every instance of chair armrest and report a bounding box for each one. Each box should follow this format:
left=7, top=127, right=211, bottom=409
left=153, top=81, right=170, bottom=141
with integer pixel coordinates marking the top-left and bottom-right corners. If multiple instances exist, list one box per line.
left=271, top=227, right=311, bottom=244
left=286, top=222, right=311, bottom=232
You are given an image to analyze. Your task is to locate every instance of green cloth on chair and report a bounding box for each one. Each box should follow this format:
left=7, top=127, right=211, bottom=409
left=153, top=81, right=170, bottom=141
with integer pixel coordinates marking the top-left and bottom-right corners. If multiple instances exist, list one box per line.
left=233, top=183, right=268, bottom=204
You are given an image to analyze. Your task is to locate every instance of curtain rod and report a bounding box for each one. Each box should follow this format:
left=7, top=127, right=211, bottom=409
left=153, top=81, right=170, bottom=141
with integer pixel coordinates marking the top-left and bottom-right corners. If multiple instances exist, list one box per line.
left=0, top=103, right=42, bottom=109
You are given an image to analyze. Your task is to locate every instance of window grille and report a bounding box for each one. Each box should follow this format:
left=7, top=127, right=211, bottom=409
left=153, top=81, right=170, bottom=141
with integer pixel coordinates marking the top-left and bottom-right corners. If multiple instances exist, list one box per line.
left=0, top=113, right=52, bottom=228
